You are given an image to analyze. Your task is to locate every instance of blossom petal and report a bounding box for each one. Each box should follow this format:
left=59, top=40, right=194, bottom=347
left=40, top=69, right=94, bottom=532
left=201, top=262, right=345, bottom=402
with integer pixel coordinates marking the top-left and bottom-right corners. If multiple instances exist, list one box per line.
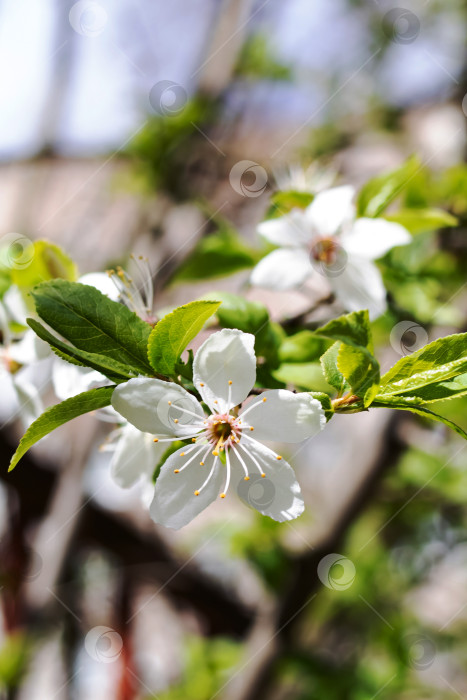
left=193, top=329, right=256, bottom=412
left=257, top=209, right=312, bottom=247
left=342, top=218, right=411, bottom=260
left=233, top=440, right=304, bottom=522
left=111, top=423, right=164, bottom=488
left=241, top=390, right=325, bottom=442
left=149, top=448, right=224, bottom=529
left=250, top=248, right=313, bottom=291
left=331, top=256, right=387, bottom=319
left=52, top=360, right=105, bottom=401
left=305, top=185, right=356, bottom=237
left=78, top=272, right=120, bottom=301
left=111, top=377, right=205, bottom=437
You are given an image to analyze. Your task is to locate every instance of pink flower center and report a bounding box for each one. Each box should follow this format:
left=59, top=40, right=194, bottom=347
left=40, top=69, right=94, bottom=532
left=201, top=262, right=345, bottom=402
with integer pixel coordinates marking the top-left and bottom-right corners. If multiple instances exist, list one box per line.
left=205, top=413, right=242, bottom=451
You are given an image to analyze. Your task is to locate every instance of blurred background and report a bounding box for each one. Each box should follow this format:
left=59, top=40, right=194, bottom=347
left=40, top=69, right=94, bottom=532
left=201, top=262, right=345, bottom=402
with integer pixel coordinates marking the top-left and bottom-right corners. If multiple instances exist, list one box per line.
left=1, top=0, right=467, bottom=698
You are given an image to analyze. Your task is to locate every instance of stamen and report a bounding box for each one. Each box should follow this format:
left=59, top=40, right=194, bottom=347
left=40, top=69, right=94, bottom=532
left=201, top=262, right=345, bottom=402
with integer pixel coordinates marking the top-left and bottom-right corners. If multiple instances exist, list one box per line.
left=220, top=449, right=232, bottom=499
left=166, top=402, right=204, bottom=422
left=196, top=455, right=219, bottom=494
left=237, top=441, right=266, bottom=478
left=175, top=444, right=207, bottom=474
left=232, top=445, right=249, bottom=479
left=239, top=396, right=268, bottom=420
left=152, top=428, right=205, bottom=443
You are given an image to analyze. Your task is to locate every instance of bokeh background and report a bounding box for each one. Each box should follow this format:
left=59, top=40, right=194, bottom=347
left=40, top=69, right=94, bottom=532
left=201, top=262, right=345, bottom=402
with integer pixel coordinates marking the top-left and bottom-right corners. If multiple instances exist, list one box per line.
left=1, top=0, right=467, bottom=698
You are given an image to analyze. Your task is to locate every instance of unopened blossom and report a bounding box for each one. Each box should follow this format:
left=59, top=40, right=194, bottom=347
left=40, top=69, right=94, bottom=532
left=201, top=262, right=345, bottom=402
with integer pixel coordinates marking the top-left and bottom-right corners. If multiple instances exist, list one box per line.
left=251, top=185, right=411, bottom=318
left=111, top=329, right=325, bottom=529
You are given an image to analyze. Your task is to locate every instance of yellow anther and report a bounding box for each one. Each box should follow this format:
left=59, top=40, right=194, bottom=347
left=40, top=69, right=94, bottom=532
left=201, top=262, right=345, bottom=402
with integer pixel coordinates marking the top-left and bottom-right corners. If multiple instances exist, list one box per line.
left=194, top=490, right=200, bottom=496
left=228, top=380, right=233, bottom=385
left=180, top=452, right=185, bottom=456
left=261, top=473, right=266, bottom=478
left=220, top=493, right=226, bottom=499
left=249, top=427, right=254, bottom=431
left=200, top=461, right=204, bottom=466
left=153, top=438, right=159, bottom=443
left=262, top=397, right=267, bottom=402
left=200, top=382, right=204, bottom=387
left=214, top=400, right=218, bottom=404
left=212, top=450, right=219, bottom=456
left=174, top=469, right=180, bottom=474
left=192, top=438, right=197, bottom=442
left=174, top=419, right=179, bottom=423
left=244, top=476, right=250, bottom=481
left=168, top=400, right=172, bottom=405
left=276, top=455, right=282, bottom=460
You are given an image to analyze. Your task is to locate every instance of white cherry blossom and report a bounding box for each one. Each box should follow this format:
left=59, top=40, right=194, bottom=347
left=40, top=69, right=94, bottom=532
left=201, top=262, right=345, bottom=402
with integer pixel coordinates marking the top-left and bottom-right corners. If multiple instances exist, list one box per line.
left=111, top=329, right=326, bottom=529
left=251, top=185, right=411, bottom=318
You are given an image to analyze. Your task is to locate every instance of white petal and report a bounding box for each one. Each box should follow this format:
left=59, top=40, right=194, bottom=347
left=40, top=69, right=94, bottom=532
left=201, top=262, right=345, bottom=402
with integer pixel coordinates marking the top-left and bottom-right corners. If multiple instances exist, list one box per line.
left=342, top=218, right=411, bottom=259
left=52, top=360, right=105, bottom=400
left=257, top=209, right=312, bottom=247
left=149, top=448, right=224, bottom=529
left=111, top=377, right=205, bottom=436
left=12, top=375, right=44, bottom=429
left=250, top=248, right=313, bottom=291
left=241, top=390, right=325, bottom=442
left=111, top=423, right=164, bottom=488
left=192, top=329, right=256, bottom=411
left=305, top=185, right=356, bottom=237
left=9, top=330, right=47, bottom=365
left=3, top=285, right=29, bottom=326
left=233, top=440, right=304, bottom=522
left=78, top=272, right=120, bottom=301
left=331, top=256, right=387, bottom=319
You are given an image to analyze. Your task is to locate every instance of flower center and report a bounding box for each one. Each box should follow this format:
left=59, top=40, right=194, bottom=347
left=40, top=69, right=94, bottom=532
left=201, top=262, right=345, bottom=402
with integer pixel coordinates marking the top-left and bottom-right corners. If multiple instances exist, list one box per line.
left=310, top=236, right=339, bottom=265
left=205, top=413, right=241, bottom=452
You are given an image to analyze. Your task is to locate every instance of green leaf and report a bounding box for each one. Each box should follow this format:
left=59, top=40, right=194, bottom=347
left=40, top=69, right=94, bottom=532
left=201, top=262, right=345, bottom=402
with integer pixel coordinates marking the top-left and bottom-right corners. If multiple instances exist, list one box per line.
left=396, top=374, right=467, bottom=403
left=272, top=362, right=333, bottom=393
left=384, top=208, right=458, bottom=234
left=357, top=156, right=420, bottom=218
left=267, top=190, right=314, bottom=218
left=9, top=386, right=115, bottom=471
left=31, top=280, right=153, bottom=376
left=315, top=311, right=380, bottom=406
left=320, top=342, right=347, bottom=393
left=12, top=240, right=77, bottom=288
left=378, top=332, right=467, bottom=397
left=371, top=397, right=467, bottom=441
left=147, top=300, right=221, bottom=376
left=279, top=330, right=327, bottom=363
left=206, top=291, right=282, bottom=367
left=171, top=228, right=260, bottom=283
left=28, top=318, right=137, bottom=381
